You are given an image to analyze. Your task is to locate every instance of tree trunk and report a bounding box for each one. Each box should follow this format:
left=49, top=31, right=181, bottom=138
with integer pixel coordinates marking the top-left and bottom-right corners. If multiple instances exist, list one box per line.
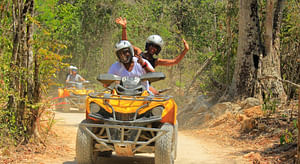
left=298, top=89, right=300, bottom=164
left=225, top=0, right=261, bottom=101
left=261, top=0, right=286, bottom=102
left=9, top=0, right=38, bottom=139
left=226, top=0, right=234, bottom=86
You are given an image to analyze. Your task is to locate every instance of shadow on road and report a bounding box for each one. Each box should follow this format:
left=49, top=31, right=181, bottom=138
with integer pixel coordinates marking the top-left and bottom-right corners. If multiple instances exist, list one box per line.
left=63, top=154, right=154, bottom=164
left=63, top=161, right=76, bottom=164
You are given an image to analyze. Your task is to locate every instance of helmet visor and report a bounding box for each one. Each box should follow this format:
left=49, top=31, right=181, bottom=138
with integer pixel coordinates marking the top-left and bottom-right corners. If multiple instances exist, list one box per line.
left=116, top=48, right=132, bottom=64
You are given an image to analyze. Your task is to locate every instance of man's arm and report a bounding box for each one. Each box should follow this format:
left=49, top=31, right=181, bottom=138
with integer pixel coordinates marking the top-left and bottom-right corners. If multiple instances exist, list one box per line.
left=77, top=74, right=85, bottom=81
left=66, top=75, right=70, bottom=82
left=156, top=39, right=189, bottom=66
left=80, top=77, right=86, bottom=81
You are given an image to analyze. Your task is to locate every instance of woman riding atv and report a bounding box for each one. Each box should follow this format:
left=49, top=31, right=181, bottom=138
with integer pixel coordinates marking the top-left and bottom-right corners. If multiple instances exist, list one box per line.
left=108, top=40, right=158, bottom=94
left=115, top=17, right=189, bottom=68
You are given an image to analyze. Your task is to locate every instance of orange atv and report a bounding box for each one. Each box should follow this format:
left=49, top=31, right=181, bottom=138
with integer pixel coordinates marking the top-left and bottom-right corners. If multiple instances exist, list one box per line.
left=76, top=72, right=178, bottom=164
left=56, top=81, right=94, bottom=112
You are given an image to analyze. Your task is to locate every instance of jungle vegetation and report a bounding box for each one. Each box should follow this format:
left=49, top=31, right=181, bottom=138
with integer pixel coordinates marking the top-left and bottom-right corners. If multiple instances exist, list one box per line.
left=0, top=0, right=299, bottom=151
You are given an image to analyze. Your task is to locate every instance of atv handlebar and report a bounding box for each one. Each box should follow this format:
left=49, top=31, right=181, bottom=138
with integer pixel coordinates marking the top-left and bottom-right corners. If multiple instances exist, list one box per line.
left=158, top=88, right=171, bottom=94
left=97, top=72, right=166, bottom=85
left=66, top=80, right=90, bottom=84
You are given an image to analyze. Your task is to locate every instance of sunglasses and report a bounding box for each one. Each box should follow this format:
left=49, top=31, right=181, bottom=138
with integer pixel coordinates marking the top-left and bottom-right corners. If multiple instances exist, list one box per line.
left=148, top=43, right=160, bottom=50
left=117, top=48, right=130, bottom=55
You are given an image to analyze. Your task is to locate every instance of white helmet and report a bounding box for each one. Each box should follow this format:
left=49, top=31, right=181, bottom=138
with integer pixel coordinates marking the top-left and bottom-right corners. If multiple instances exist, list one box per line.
left=145, top=35, right=164, bottom=54
left=69, top=65, right=75, bottom=70
left=115, top=40, right=134, bottom=64
left=71, top=66, right=78, bottom=72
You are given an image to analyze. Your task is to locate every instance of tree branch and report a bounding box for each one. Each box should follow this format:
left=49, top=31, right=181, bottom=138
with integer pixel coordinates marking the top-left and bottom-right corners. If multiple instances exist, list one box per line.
left=259, top=75, right=300, bottom=88
left=184, top=53, right=217, bottom=95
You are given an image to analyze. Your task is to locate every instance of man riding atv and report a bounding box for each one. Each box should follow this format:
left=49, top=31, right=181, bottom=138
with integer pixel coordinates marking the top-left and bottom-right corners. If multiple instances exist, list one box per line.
left=56, top=66, right=93, bottom=112
left=66, top=66, right=86, bottom=83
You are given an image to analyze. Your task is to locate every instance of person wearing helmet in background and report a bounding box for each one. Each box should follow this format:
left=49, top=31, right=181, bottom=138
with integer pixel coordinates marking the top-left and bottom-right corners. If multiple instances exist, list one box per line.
left=66, top=67, right=86, bottom=83
left=115, top=17, right=189, bottom=68
left=66, top=65, right=75, bottom=79
left=108, top=40, right=158, bottom=94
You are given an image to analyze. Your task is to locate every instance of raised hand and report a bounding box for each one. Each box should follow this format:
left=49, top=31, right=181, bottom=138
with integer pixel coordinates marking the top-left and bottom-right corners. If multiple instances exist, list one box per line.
left=182, top=39, right=189, bottom=50
left=115, top=17, right=127, bottom=28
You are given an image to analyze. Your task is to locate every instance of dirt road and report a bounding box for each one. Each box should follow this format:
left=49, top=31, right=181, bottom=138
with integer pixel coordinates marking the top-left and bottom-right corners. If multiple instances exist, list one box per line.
left=36, top=111, right=249, bottom=164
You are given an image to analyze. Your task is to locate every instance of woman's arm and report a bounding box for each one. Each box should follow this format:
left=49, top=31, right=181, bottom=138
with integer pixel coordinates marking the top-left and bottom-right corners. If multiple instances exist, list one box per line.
left=133, top=45, right=142, bottom=57
left=115, top=17, right=128, bottom=40
left=149, top=86, right=159, bottom=95
left=138, top=56, right=155, bottom=73
left=133, top=45, right=154, bottom=72
left=142, top=61, right=155, bottom=73
left=116, top=17, right=144, bottom=58
left=156, top=39, right=189, bottom=66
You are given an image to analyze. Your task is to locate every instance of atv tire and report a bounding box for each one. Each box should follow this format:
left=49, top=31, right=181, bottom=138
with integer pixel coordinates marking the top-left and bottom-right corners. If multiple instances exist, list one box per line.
left=76, top=119, right=98, bottom=164
left=99, top=150, right=112, bottom=157
left=155, top=123, right=174, bottom=164
left=173, top=121, right=178, bottom=160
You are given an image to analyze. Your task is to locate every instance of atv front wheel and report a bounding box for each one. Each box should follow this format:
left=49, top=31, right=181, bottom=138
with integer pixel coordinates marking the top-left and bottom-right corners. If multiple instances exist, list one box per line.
left=173, top=121, right=178, bottom=160
left=155, top=123, right=175, bottom=164
left=76, top=119, right=98, bottom=164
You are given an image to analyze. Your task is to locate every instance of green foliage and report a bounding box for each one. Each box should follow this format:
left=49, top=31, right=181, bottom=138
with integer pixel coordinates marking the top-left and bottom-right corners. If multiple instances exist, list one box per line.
left=0, top=110, right=27, bottom=146
left=0, top=0, right=298, bottom=147
left=0, top=0, right=69, bottom=144
left=33, top=0, right=241, bottom=97
left=262, top=90, right=278, bottom=114
left=293, top=119, right=297, bottom=129
left=35, top=0, right=72, bottom=86
left=280, top=129, right=293, bottom=144
left=280, top=0, right=300, bottom=99
left=175, top=80, right=185, bottom=88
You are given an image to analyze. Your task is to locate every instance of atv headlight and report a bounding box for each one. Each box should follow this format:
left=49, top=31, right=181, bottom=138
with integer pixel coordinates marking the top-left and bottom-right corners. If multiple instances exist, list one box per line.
left=151, top=106, right=164, bottom=116
left=90, top=103, right=100, bottom=113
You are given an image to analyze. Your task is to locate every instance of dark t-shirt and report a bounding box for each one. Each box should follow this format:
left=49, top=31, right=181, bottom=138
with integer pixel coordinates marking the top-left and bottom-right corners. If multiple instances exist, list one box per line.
left=140, top=52, right=157, bottom=68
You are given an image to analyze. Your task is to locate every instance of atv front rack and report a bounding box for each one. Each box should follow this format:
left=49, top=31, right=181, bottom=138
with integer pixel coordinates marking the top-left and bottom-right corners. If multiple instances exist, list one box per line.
left=88, top=113, right=161, bottom=125
left=79, top=123, right=168, bottom=154
left=88, top=92, right=172, bottom=102
left=88, top=92, right=171, bottom=123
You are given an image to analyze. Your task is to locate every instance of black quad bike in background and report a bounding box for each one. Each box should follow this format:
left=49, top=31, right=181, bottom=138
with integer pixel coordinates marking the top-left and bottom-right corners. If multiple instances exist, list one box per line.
left=76, top=72, right=178, bottom=164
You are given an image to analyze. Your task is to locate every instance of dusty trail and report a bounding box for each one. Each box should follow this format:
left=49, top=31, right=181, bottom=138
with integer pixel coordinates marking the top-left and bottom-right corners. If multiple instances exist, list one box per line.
left=32, top=111, right=250, bottom=164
